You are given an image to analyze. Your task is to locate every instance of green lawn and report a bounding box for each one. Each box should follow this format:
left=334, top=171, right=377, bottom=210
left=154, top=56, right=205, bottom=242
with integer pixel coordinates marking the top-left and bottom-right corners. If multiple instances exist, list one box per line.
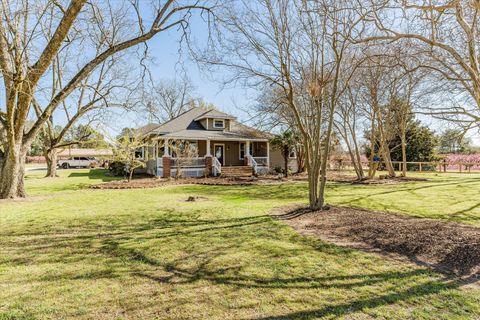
left=0, top=169, right=479, bottom=319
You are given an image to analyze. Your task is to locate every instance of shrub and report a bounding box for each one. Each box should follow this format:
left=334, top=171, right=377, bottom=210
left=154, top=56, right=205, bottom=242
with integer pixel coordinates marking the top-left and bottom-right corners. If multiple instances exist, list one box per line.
left=109, top=161, right=127, bottom=177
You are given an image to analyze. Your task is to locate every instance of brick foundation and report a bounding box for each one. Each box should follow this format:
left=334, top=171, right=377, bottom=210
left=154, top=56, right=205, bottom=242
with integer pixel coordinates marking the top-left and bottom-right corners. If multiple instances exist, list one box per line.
left=205, top=156, right=213, bottom=176
left=162, top=156, right=171, bottom=178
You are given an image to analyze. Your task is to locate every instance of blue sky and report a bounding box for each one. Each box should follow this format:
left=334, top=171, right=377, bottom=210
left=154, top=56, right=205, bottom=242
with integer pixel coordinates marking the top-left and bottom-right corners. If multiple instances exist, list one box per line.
left=115, top=14, right=255, bottom=130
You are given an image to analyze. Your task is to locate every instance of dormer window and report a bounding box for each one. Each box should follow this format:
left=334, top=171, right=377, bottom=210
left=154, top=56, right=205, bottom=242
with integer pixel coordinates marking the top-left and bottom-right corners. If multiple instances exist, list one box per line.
left=213, top=119, right=225, bottom=129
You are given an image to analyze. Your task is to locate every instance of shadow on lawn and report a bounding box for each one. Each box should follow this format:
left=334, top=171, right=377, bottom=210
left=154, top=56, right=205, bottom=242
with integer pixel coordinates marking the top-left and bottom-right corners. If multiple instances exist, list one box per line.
left=2, top=212, right=465, bottom=319
left=68, top=169, right=115, bottom=182
left=100, top=236, right=459, bottom=320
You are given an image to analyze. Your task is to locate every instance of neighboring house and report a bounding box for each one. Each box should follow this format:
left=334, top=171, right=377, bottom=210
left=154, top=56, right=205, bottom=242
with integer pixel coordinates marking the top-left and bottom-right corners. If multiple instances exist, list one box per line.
left=57, top=148, right=113, bottom=159
left=137, top=107, right=297, bottom=177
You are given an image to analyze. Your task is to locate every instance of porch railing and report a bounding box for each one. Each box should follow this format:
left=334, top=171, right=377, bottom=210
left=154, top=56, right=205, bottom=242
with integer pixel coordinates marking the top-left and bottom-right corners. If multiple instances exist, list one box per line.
left=212, top=157, right=222, bottom=176
left=170, top=157, right=205, bottom=168
left=253, top=157, right=268, bottom=167
left=246, top=155, right=258, bottom=174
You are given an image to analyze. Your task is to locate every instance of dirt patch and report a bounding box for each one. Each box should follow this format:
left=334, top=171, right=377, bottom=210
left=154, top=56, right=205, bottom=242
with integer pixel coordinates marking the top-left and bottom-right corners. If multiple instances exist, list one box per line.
left=90, top=176, right=286, bottom=190
left=273, top=205, right=480, bottom=284
left=0, top=195, right=51, bottom=204
left=181, top=196, right=209, bottom=202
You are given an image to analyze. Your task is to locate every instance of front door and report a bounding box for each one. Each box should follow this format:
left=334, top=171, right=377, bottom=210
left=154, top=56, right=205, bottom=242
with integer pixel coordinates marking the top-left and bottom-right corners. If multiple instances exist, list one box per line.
left=214, top=144, right=225, bottom=165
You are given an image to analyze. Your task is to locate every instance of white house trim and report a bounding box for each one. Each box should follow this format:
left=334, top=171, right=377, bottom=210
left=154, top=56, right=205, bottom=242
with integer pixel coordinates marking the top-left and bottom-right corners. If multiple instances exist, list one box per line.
left=213, top=119, right=225, bottom=129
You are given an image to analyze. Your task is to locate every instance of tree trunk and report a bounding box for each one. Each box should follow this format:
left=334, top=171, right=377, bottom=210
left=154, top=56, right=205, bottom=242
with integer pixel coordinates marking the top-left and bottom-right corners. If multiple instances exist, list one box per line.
left=296, top=147, right=306, bottom=173
left=284, top=155, right=289, bottom=177
left=380, top=142, right=396, bottom=177
left=45, top=149, right=59, bottom=178
left=0, top=144, right=27, bottom=199
left=401, top=134, right=407, bottom=177
left=128, top=168, right=134, bottom=182
left=368, top=114, right=376, bottom=179
left=307, top=163, right=322, bottom=210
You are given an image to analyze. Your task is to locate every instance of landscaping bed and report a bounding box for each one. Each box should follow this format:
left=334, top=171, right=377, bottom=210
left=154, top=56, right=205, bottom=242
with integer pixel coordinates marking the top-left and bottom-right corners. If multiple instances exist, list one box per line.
left=274, top=205, right=480, bottom=283
left=90, top=176, right=285, bottom=189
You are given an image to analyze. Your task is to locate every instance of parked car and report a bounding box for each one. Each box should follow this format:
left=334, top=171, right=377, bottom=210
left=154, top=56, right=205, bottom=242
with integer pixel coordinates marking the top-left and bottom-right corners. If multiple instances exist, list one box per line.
left=57, top=157, right=98, bottom=169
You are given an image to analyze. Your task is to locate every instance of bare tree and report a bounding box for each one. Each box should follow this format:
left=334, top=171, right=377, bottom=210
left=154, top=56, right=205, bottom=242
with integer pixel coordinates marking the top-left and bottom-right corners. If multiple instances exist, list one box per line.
left=362, top=0, right=480, bottom=132
left=0, top=0, right=214, bottom=198
left=334, top=81, right=366, bottom=180
left=145, top=76, right=196, bottom=122
left=199, top=0, right=368, bottom=209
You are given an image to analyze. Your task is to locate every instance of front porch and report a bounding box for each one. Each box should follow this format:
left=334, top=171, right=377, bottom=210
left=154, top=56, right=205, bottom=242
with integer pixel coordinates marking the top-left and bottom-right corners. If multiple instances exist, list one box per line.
left=145, top=139, right=270, bottom=178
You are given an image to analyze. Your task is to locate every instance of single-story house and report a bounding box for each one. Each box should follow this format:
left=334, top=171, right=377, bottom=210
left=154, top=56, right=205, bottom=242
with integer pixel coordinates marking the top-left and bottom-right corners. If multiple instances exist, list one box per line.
left=57, top=148, right=113, bottom=159
left=137, top=107, right=298, bottom=177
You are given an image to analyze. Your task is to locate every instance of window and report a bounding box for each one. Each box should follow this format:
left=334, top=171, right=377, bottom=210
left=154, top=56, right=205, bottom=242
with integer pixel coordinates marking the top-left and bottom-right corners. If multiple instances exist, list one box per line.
left=213, top=119, right=225, bottom=129
left=189, top=141, right=198, bottom=151
left=134, top=147, right=144, bottom=159
left=239, top=143, right=252, bottom=160
left=289, top=148, right=296, bottom=158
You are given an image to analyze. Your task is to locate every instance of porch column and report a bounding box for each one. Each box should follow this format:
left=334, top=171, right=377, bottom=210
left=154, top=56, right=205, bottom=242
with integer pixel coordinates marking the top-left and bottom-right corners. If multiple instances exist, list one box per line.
left=206, top=139, right=211, bottom=156
left=162, top=139, right=171, bottom=178
left=164, top=139, right=170, bottom=156
left=205, top=139, right=212, bottom=176
left=244, top=141, right=251, bottom=165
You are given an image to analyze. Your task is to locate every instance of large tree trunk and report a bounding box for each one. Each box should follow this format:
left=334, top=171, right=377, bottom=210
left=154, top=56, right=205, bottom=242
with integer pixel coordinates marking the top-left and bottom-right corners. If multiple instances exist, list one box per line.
left=0, top=144, right=27, bottom=198
left=307, top=160, right=322, bottom=210
left=45, top=149, right=59, bottom=178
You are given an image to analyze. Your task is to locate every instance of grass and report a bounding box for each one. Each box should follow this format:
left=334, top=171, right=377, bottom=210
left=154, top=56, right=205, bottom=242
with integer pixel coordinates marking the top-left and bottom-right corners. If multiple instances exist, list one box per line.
left=0, top=169, right=479, bottom=319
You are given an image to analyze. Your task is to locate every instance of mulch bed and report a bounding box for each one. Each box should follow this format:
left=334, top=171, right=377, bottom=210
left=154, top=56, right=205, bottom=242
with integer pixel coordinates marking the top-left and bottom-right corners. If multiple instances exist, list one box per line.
left=90, top=176, right=286, bottom=189
left=273, top=205, right=480, bottom=284
left=91, top=172, right=424, bottom=190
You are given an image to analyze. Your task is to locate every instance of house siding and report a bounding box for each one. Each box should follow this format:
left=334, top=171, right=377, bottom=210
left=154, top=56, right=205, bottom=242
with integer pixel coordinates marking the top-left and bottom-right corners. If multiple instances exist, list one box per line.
left=209, top=140, right=243, bottom=166
left=207, top=118, right=231, bottom=131
left=269, top=148, right=298, bottom=173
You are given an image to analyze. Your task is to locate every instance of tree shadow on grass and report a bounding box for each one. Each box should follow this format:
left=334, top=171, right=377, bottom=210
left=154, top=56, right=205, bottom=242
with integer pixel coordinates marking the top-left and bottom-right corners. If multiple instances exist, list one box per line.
left=68, top=169, right=117, bottom=182
left=1, top=209, right=470, bottom=319
left=98, top=236, right=461, bottom=319
left=180, top=184, right=309, bottom=202
left=248, top=279, right=456, bottom=320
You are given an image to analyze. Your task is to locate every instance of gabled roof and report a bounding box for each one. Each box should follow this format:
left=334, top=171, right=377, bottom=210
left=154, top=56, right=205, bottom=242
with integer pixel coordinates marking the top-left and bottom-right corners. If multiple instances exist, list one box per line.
left=137, top=107, right=269, bottom=141
left=194, top=109, right=236, bottom=121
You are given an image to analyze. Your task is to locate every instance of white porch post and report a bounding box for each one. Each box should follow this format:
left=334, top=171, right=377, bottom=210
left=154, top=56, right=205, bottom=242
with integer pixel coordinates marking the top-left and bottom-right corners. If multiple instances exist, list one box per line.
left=206, top=139, right=211, bottom=156
left=164, top=139, right=170, bottom=156
left=246, top=141, right=251, bottom=156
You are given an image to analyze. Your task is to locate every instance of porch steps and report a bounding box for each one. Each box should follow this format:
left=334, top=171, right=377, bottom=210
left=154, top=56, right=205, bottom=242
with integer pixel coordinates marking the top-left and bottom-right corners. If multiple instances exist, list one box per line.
left=221, top=166, right=253, bottom=177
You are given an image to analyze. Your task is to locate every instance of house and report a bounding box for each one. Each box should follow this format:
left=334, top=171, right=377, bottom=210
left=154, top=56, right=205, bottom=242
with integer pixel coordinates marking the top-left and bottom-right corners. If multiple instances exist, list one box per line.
left=137, top=107, right=298, bottom=177
left=57, top=148, right=113, bottom=159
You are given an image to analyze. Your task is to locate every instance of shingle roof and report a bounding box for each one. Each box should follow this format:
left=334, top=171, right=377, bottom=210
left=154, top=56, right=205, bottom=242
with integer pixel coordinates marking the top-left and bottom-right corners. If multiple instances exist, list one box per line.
left=58, top=148, right=113, bottom=157
left=138, top=107, right=269, bottom=141
left=194, top=109, right=236, bottom=121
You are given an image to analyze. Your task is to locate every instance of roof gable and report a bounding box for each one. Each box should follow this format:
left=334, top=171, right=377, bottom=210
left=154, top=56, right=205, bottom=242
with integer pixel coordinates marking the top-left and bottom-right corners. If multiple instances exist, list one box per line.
left=138, top=107, right=270, bottom=141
